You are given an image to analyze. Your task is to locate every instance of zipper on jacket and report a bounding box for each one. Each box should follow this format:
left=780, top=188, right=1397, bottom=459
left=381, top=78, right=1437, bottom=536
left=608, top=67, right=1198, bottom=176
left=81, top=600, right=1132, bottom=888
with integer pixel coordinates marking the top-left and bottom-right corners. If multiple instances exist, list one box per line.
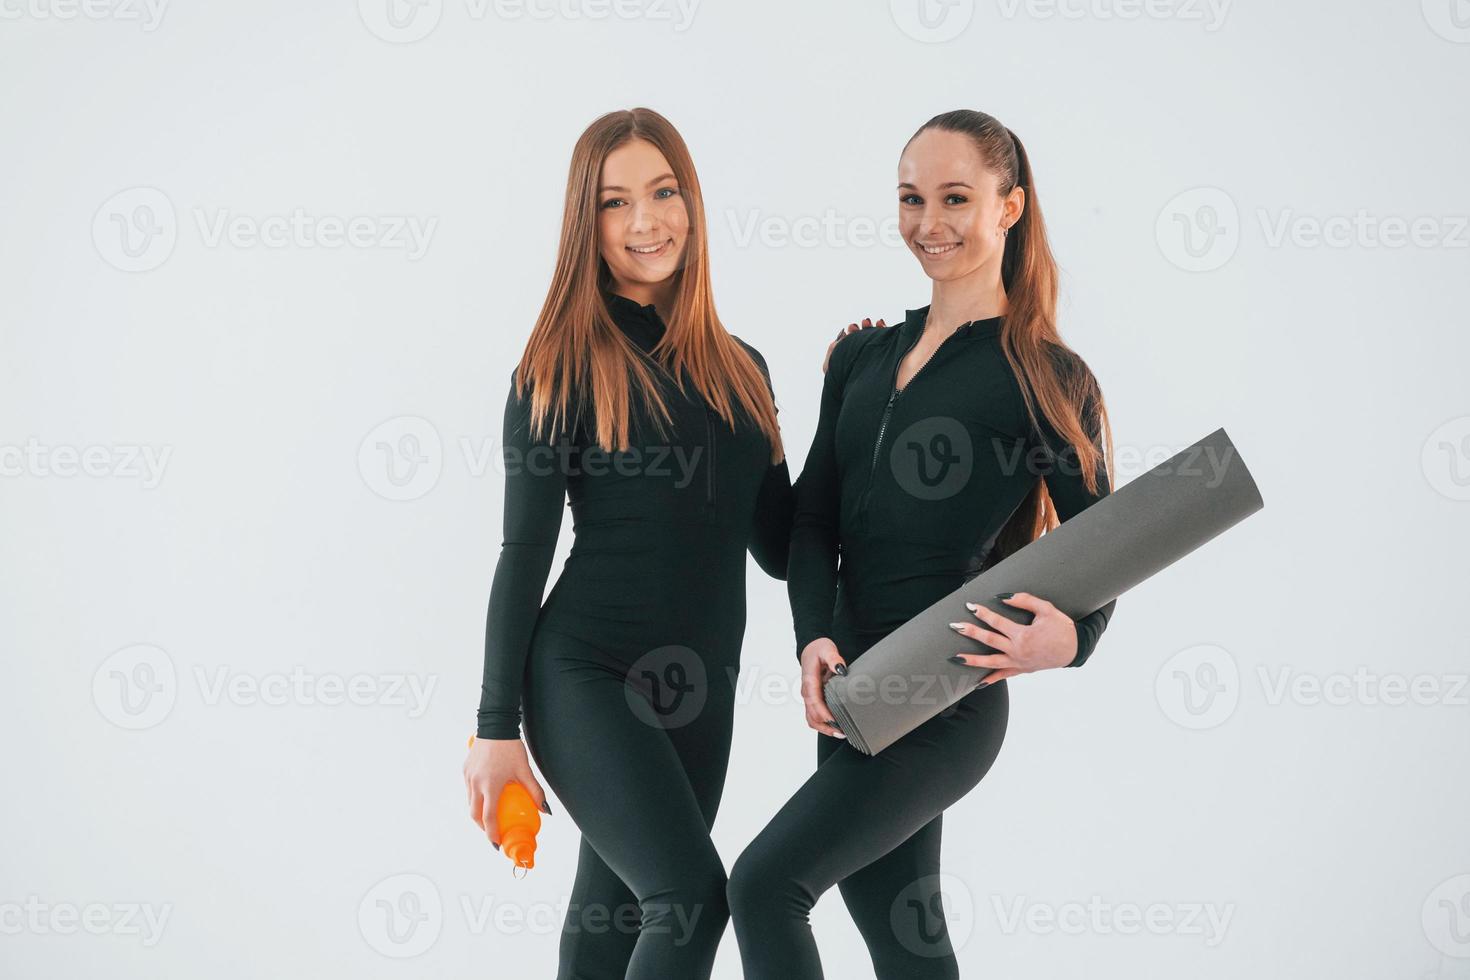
left=861, top=326, right=962, bottom=522
left=704, top=408, right=716, bottom=508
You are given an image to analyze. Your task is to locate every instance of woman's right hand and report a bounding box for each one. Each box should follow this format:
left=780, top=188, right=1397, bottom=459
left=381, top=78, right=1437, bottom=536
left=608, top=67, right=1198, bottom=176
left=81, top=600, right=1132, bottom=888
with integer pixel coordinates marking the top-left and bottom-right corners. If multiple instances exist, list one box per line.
left=799, top=638, right=848, bottom=738
left=464, top=737, right=550, bottom=848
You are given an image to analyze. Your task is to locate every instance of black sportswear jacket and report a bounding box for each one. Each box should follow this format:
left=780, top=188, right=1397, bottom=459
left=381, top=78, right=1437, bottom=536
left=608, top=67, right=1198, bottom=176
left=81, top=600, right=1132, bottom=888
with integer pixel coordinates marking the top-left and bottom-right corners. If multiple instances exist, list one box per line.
left=476, top=293, right=793, bottom=739
left=787, top=305, right=1116, bottom=666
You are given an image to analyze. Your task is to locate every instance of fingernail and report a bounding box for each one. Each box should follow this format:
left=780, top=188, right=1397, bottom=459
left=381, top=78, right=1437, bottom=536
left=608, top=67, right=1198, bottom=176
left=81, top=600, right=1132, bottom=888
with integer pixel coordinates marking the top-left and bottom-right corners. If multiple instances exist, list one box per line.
left=833, top=663, right=848, bottom=676
left=948, top=655, right=968, bottom=665
left=540, top=802, right=553, bottom=815
left=965, top=601, right=979, bottom=612
left=948, top=622, right=966, bottom=632
left=994, top=592, right=1014, bottom=600
left=492, top=843, right=501, bottom=851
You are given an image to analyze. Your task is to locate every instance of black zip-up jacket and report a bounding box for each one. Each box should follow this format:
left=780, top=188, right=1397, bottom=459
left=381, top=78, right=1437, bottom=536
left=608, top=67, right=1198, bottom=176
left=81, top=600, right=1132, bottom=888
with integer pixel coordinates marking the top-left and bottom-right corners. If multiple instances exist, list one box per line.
left=787, top=305, right=1116, bottom=666
left=476, top=293, right=793, bottom=739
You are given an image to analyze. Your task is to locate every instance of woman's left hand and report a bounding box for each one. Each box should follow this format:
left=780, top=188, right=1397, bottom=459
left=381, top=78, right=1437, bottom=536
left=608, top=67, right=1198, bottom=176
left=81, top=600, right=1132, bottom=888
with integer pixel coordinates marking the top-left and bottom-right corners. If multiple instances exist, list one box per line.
left=947, top=592, right=1077, bottom=684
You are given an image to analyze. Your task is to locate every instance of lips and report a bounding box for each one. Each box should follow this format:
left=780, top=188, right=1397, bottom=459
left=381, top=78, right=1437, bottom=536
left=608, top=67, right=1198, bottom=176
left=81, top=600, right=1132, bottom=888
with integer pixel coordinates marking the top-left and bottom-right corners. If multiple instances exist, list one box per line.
left=918, top=241, right=961, bottom=256
left=627, top=238, right=674, bottom=258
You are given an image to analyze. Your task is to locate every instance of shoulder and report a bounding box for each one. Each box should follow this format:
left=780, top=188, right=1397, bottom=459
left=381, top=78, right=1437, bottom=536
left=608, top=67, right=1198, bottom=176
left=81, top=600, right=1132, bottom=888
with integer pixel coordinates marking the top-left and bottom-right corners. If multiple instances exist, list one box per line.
left=504, top=366, right=587, bottom=443
left=1035, top=342, right=1106, bottom=443
left=1042, top=342, right=1101, bottom=391
left=730, top=334, right=769, bottom=374
left=826, top=320, right=897, bottom=384
left=730, top=334, right=774, bottom=393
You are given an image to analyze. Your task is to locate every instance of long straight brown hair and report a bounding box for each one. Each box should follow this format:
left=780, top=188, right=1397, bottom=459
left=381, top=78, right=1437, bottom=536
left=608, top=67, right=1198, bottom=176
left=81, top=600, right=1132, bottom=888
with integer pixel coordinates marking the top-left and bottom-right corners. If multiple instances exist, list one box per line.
left=908, top=110, right=1116, bottom=564
left=515, top=108, right=782, bottom=461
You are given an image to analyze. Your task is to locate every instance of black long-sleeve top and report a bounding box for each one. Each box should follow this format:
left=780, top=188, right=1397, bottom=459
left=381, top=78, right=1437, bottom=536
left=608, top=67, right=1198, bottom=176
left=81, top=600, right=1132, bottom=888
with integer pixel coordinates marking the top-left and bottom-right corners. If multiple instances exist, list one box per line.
left=788, top=305, right=1116, bottom=666
left=476, top=293, right=793, bottom=739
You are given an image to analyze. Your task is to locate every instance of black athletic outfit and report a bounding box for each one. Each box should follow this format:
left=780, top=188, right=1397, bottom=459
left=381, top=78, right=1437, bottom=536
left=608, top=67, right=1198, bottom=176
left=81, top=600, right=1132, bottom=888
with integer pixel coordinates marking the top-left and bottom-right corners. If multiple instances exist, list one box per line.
left=728, top=306, right=1116, bottom=979
left=476, top=293, right=792, bottom=980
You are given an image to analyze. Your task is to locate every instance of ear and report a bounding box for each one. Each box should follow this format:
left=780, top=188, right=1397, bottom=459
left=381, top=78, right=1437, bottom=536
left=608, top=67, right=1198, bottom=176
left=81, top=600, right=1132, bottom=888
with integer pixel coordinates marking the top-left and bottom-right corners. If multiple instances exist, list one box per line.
left=1003, top=184, right=1026, bottom=231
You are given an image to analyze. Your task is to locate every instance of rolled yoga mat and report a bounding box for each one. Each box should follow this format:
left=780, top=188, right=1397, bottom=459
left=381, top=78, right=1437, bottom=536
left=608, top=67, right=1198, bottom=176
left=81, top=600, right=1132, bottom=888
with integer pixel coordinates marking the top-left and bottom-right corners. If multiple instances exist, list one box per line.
left=823, top=426, right=1264, bottom=756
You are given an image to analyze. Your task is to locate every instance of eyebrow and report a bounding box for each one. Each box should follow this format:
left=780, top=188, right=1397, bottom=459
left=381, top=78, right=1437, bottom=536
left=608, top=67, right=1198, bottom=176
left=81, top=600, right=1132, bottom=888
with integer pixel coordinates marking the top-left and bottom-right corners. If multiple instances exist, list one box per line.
left=897, top=181, right=974, bottom=190
left=600, top=173, right=678, bottom=193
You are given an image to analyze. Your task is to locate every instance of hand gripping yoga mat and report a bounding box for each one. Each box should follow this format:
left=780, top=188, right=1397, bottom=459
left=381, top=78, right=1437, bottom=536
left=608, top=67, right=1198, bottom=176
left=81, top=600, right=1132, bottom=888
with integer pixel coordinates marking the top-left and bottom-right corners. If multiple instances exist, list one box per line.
left=823, top=427, right=1264, bottom=756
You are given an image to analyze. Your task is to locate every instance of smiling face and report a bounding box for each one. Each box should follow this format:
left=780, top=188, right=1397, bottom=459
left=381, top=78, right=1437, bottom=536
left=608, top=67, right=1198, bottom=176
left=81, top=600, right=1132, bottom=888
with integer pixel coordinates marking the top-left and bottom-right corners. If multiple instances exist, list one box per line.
left=597, top=138, right=690, bottom=296
left=897, top=127, right=1024, bottom=283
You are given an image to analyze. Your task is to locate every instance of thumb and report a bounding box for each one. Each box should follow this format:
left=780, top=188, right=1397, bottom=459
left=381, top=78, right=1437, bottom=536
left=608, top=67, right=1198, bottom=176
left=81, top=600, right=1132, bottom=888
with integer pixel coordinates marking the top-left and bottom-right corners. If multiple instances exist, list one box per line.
left=821, top=647, right=848, bottom=675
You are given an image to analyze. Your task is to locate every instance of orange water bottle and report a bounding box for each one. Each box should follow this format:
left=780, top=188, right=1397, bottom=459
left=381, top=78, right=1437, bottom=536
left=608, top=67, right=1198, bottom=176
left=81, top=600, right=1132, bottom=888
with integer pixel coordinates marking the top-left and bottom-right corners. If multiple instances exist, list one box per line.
left=467, top=735, right=541, bottom=871
left=496, top=782, right=542, bottom=871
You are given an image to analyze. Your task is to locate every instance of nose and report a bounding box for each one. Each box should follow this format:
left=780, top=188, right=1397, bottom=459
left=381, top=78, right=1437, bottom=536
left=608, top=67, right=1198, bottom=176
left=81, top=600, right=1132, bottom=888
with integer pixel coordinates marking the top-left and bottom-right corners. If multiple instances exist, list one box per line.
left=915, top=201, right=947, bottom=239
left=625, top=198, right=661, bottom=236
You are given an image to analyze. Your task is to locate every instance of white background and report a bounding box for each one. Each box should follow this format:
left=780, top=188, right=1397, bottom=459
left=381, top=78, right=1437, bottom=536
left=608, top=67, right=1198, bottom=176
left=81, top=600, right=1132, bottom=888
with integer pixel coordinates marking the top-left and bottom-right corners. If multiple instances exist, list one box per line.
left=3, top=0, right=1469, bottom=977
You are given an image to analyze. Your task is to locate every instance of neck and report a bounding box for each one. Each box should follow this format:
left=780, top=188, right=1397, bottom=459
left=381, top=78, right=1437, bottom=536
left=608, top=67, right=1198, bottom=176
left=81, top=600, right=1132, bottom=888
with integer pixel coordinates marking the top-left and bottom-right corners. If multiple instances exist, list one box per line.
left=610, top=277, right=676, bottom=322
left=927, top=264, right=1007, bottom=335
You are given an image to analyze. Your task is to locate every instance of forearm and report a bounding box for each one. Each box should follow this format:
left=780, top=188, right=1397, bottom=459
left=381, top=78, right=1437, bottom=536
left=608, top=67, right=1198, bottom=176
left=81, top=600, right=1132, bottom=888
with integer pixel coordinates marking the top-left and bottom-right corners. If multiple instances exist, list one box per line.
left=477, top=542, right=557, bottom=738
left=1068, top=597, right=1116, bottom=668
left=787, top=499, right=839, bottom=655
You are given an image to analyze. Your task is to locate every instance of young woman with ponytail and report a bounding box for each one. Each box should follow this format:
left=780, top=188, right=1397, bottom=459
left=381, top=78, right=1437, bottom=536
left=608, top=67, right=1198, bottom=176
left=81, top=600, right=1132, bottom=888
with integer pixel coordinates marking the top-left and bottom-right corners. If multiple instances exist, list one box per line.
left=727, top=110, right=1118, bottom=979
left=462, top=107, right=795, bottom=980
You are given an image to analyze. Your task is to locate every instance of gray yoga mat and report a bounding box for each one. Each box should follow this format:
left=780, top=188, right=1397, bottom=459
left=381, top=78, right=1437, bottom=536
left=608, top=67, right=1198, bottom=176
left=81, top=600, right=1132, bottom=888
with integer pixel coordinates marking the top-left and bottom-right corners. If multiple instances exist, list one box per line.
left=823, top=426, right=1264, bottom=756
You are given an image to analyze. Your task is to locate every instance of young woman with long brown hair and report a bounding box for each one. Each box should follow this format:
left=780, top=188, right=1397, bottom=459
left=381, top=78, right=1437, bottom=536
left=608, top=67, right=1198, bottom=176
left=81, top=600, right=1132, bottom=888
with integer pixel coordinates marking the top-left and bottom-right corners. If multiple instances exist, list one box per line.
left=727, top=110, right=1120, bottom=978
left=461, top=108, right=793, bottom=980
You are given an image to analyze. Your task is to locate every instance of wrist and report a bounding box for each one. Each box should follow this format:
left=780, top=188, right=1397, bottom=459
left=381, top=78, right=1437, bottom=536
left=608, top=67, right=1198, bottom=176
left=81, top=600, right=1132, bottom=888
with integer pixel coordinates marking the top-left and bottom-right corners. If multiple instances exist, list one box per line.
left=799, top=637, right=832, bottom=660
left=795, top=625, right=832, bottom=656
left=1065, top=620, right=1089, bottom=668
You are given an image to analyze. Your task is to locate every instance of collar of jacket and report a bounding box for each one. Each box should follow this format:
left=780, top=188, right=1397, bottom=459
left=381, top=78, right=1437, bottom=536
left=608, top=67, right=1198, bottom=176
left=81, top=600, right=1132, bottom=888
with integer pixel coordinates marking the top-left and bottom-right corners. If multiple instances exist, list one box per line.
left=900, top=304, right=1006, bottom=342
left=605, top=291, right=667, bottom=352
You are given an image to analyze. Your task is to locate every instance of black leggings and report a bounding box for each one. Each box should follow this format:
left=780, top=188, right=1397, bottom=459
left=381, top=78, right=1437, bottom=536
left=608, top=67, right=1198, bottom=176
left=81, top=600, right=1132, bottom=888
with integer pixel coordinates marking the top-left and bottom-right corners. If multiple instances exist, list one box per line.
left=522, top=627, right=736, bottom=980
left=728, top=671, right=1009, bottom=979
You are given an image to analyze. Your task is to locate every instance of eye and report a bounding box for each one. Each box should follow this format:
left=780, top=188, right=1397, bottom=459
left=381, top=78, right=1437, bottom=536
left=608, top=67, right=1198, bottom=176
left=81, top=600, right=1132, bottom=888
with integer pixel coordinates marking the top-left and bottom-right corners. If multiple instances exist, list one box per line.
left=900, top=194, right=923, bottom=206
left=653, top=186, right=680, bottom=200
left=945, top=194, right=968, bottom=205
left=601, top=197, right=627, bottom=210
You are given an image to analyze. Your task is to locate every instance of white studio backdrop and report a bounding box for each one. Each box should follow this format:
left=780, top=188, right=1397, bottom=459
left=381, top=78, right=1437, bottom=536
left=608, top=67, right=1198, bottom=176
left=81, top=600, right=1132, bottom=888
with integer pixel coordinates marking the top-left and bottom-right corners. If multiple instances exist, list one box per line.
left=2, top=2, right=1468, bottom=977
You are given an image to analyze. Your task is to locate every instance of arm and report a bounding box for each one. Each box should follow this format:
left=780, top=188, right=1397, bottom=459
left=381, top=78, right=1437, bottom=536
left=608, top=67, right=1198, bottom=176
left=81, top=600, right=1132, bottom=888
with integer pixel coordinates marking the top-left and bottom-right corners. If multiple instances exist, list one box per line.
left=740, top=340, right=794, bottom=579
left=476, top=373, right=570, bottom=739
left=750, top=458, right=794, bottom=579
left=1033, top=356, right=1115, bottom=668
left=787, top=334, right=855, bottom=659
